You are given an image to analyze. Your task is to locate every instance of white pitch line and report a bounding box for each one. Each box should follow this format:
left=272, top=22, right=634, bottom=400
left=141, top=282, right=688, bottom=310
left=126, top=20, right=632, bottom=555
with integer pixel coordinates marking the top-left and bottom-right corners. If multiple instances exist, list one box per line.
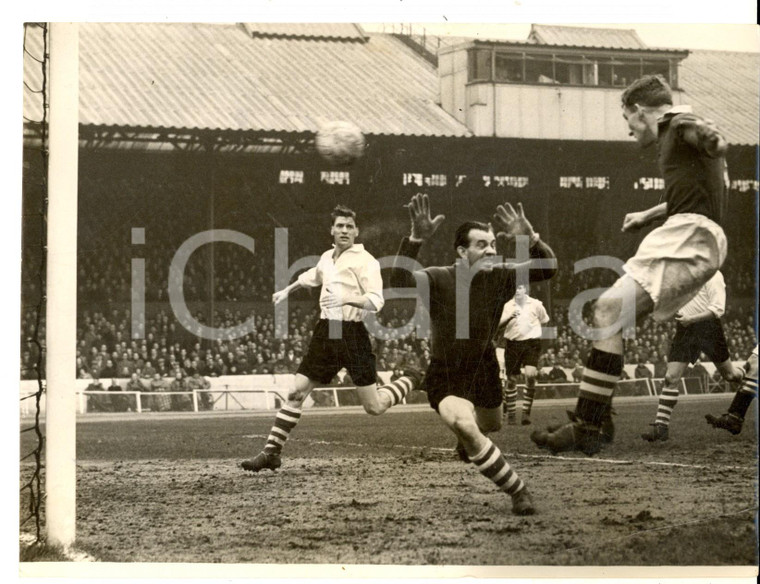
left=506, top=451, right=755, bottom=471
left=241, top=435, right=755, bottom=472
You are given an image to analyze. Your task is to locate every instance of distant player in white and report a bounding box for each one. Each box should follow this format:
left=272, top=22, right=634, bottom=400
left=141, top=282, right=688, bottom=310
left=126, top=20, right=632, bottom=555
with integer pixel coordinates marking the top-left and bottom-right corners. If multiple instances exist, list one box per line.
left=705, top=344, right=758, bottom=435
left=496, top=285, right=549, bottom=426
left=641, top=271, right=744, bottom=442
left=241, top=205, right=421, bottom=473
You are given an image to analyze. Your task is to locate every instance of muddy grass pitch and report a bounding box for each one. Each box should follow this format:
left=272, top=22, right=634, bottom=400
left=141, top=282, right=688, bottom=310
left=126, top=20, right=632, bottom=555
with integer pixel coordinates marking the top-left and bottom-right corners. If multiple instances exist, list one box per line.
left=20, top=395, right=758, bottom=569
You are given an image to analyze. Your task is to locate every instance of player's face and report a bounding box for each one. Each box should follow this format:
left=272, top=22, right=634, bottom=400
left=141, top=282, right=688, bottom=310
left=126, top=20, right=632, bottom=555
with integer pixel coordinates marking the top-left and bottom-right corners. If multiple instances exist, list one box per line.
left=623, top=105, right=657, bottom=147
left=515, top=285, right=527, bottom=300
left=331, top=216, right=358, bottom=250
left=458, top=228, right=497, bottom=268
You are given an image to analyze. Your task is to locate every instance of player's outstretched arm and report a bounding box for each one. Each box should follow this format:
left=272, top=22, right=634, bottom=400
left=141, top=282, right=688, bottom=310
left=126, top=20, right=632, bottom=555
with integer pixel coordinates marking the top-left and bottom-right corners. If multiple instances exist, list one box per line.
left=493, top=202, right=557, bottom=282
left=508, top=239, right=558, bottom=283
left=407, top=192, right=445, bottom=243
left=389, top=193, right=438, bottom=288
left=272, top=281, right=303, bottom=305
left=622, top=202, right=667, bottom=232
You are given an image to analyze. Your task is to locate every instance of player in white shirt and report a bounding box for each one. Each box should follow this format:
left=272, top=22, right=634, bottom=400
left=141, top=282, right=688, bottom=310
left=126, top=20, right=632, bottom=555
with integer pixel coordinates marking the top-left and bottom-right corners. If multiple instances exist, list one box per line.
left=641, top=271, right=744, bottom=441
left=241, top=205, right=421, bottom=472
left=496, top=285, right=549, bottom=425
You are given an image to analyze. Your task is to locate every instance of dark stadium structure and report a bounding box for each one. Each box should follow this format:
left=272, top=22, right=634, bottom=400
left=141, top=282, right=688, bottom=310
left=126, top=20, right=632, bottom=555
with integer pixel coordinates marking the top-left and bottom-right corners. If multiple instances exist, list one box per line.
left=21, top=23, right=758, bottom=385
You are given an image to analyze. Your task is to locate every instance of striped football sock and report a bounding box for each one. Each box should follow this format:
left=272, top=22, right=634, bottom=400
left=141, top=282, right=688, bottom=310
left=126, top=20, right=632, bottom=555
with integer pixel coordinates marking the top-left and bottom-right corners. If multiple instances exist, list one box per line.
left=522, top=377, right=536, bottom=416
left=377, top=375, right=415, bottom=407
left=470, top=439, right=525, bottom=496
left=504, top=379, right=518, bottom=419
left=576, top=348, right=623, bottom=426
left=655, top=382, right=680, bottom=427
left=263, top=405, right=302, bottom=454
left=728, top=352, right=758, bottom=419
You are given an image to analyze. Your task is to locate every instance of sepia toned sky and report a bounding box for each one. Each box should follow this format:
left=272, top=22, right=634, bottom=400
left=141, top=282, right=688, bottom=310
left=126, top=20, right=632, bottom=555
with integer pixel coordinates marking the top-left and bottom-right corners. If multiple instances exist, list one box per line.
left=360, top=22, right=760, bottom=53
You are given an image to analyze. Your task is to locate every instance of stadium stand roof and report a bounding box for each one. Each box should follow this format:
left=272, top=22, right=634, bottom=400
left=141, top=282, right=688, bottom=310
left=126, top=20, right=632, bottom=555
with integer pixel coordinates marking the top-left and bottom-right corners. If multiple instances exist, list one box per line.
left=678, top=50, right=760, bottom=147
left=528, top=24, right=649, bottom=50
left=75, top=22, right=470, bottom=137
left=22, top=23, right=759, bottom=145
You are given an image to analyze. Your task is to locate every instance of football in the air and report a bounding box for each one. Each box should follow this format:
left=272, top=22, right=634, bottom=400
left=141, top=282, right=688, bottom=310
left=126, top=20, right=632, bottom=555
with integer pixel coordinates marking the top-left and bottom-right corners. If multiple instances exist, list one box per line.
left=315, top=121, right=366, bottom=165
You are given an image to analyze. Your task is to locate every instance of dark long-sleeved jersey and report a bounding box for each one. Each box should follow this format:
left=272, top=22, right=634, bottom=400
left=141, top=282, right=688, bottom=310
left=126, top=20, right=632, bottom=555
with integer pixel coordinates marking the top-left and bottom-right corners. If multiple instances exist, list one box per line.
left=390, top=237, right=557, bottom=366
left=658, top=108, right=729, bottom=225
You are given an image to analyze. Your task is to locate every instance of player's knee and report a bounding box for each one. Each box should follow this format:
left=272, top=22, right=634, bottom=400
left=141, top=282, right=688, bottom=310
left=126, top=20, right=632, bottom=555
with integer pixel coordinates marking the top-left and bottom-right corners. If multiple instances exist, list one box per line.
left=593, top=296, right=621, bottom=329
left=450, top=415, right=480, bottom=439
left=663, top=372, right=680, bottom=388
left=480, top=417, right=502, bottom=433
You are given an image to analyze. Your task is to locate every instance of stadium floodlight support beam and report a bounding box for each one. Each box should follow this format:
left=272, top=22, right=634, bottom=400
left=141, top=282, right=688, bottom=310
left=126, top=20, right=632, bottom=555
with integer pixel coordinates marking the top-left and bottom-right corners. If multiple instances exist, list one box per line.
left=45, top=22, right=79, bottom=549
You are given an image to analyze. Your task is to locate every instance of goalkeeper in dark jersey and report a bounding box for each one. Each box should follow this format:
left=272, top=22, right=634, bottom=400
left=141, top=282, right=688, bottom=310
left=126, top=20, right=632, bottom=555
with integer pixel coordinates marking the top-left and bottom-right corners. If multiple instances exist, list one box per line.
left=390, top=193, right=556, bottom=515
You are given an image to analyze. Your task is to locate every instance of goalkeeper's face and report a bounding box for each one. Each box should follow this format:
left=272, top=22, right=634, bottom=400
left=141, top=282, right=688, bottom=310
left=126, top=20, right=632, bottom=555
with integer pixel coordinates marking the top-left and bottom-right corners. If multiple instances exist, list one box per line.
left=457, top=227, right=497, bottom=269
left=331, top=216, right=359, bottom=251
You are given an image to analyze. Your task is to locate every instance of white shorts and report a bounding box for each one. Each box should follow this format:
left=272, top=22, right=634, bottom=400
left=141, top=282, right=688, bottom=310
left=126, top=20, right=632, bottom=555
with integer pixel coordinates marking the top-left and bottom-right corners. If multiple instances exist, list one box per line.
left=623, top=213, right=727, bottom=322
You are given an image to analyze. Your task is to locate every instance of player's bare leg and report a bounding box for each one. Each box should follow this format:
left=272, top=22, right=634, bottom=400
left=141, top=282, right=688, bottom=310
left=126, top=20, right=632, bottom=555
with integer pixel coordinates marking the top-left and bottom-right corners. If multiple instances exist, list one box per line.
left=355, top=370, right=421, bottom=415
left=714, top=358, right=745, bottom=384
left=438, top=396, right=535, bottom=515
left=532, top=275, right=653, bottom=454
left=706, top=346, right=758, bottom=435
left=241, top=374, right=316, bottom=472
left=453, top=405, right=503, bottom=462
left=475, top=405, right=503, bottom=435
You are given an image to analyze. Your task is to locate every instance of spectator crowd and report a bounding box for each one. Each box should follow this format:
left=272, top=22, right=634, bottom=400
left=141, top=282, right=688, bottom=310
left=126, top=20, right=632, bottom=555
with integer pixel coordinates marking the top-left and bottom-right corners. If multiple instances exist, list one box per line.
left=20, top=171, right=757, bottom=386
left=21, top=298, right=756, bottom=387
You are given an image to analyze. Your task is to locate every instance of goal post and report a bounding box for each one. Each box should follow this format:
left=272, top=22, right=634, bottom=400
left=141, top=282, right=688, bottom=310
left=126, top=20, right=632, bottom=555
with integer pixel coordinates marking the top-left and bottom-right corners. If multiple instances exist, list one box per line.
left=45, top=22, right=79, bottom=548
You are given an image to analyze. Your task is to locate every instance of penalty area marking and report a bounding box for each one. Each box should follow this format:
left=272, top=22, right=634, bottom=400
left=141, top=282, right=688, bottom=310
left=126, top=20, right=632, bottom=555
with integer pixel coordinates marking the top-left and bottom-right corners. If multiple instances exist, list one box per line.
left=241, top=435, right=755, bottom=472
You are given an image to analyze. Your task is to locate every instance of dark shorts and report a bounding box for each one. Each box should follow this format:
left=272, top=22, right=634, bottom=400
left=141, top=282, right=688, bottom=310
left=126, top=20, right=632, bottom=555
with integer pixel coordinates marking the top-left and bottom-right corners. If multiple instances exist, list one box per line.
left=503, top=338, right=543, bottom=375
left=421, top=349, right=502, bottom=412
left=668, top=317, right=730, bottom=365
left=297, top=320, right=377, bottom=386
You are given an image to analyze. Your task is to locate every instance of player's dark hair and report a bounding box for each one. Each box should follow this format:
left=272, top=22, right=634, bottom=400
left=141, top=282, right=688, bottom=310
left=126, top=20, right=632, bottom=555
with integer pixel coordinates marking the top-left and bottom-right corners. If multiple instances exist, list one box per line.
left=621, top=75, right=673, bottom=109
left=331, top=204, right=357, bottom=226
left=454, top=221, right=491, bottom=250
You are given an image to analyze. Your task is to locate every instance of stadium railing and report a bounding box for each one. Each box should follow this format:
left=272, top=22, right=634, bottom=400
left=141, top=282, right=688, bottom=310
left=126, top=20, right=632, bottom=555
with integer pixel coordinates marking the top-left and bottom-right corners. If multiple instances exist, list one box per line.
left=20, top=366, right=737, bottom=417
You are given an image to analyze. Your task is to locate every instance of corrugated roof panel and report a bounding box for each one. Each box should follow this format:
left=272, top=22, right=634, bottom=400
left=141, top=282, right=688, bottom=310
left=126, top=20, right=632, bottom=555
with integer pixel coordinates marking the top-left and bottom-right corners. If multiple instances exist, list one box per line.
left=530, top=24, right=648, bottom=50
left=28, top=24, right=758, bottom=146
left=679, top=50, right=759, bottom=145
left=78, top=23, right=470, bottom=137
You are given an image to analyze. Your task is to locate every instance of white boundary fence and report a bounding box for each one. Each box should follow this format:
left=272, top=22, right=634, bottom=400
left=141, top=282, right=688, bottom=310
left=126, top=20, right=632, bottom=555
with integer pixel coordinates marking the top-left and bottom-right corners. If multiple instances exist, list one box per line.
left=20, top=361, right=738, bottom=418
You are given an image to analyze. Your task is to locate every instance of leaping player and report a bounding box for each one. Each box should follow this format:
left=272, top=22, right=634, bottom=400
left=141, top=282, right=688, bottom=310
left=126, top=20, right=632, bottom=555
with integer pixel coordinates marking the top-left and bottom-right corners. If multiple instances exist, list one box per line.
left=531, top=74, right=754, bottom=455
